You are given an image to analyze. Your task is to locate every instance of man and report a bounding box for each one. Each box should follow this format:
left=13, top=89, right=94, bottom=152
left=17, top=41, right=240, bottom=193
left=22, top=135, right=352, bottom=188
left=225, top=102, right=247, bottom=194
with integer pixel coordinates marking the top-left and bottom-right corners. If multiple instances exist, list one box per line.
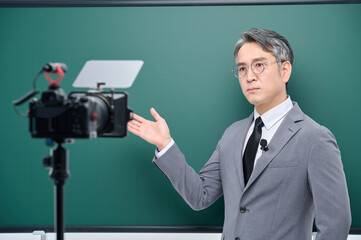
left=127, top=28, right=351, bottom=240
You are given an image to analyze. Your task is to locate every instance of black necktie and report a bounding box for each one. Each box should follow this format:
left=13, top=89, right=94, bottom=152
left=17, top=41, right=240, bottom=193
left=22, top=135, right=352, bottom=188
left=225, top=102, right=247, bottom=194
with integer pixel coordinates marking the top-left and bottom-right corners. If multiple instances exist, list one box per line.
left=243, top=117, right=264, bottom=185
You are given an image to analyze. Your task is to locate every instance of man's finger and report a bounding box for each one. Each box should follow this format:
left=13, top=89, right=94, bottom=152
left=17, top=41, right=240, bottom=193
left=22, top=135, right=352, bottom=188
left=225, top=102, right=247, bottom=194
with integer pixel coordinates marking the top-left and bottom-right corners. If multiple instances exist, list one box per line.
left=150, top=108, right=162, bottom=121
left=131, top=113, right=146, bottom=123
left=128, top=119, right=141, bottom=128
left=127, top=124, right=140, bottom=135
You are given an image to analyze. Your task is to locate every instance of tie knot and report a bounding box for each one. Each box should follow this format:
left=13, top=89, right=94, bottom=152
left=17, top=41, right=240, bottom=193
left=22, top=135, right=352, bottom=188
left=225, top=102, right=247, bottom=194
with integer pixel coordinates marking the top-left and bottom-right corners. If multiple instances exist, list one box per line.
left=255, top=117, right=264, bottom=129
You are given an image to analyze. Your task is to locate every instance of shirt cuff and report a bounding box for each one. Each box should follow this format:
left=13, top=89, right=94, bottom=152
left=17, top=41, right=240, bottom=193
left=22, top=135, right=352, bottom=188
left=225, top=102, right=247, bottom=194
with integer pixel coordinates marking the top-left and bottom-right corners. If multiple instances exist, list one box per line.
left=155, top=139, right=175, bottom=159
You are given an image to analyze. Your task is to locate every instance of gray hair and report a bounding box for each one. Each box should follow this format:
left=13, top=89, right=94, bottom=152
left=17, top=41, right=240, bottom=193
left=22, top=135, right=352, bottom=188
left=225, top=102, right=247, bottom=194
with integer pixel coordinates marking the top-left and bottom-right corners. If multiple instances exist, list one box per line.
left=234, top=28, right=294, bottom=67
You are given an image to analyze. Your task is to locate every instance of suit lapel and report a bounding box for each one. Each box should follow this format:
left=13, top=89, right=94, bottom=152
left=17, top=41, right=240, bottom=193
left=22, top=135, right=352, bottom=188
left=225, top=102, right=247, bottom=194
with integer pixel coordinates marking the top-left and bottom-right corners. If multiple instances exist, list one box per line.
left=235, top=114, right=254, bottom=190
left=243, top=103, right=304, bottom=192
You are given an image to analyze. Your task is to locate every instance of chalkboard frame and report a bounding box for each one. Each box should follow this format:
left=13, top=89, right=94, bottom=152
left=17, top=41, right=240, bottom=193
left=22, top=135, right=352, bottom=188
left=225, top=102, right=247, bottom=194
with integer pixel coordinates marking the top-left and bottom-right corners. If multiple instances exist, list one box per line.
left=0, top=0, right=360, bottom=7
left=1, top=0, right=360, bottom=234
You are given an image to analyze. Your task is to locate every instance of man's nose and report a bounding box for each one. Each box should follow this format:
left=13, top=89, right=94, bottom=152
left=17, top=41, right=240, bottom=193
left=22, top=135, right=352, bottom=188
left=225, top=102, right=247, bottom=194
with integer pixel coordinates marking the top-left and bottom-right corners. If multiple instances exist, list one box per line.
left=245, top=68, right=257, bottom=82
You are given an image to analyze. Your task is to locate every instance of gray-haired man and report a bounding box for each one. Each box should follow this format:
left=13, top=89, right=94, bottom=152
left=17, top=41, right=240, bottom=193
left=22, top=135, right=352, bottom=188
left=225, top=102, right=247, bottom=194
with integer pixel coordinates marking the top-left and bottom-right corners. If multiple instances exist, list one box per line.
left=128, top=28, right=351, bottom=240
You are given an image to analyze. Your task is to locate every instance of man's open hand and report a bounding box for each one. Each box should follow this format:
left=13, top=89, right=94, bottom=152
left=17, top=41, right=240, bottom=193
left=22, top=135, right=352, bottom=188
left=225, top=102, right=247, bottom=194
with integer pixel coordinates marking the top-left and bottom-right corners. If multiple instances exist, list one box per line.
left=127, top=108, right=172, bottom=151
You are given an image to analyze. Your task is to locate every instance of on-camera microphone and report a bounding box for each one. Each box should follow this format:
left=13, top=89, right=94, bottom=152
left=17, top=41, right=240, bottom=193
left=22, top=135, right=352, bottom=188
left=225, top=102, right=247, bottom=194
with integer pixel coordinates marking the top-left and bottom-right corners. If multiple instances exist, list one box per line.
left=43, top=63, right=67, bottom=73
left=260, top=139, right=269, bottom=151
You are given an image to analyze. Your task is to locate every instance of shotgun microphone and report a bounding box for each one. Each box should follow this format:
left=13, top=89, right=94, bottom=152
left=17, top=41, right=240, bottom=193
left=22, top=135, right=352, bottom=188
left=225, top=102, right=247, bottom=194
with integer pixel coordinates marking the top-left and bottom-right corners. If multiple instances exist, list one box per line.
left=43, top=63, right=68, bottom=73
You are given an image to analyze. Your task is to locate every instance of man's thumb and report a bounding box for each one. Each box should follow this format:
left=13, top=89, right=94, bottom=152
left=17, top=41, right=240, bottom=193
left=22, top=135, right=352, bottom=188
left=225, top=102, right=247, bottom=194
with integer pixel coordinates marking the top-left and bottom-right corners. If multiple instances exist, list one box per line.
left=150, top=108, right=162, bottom=121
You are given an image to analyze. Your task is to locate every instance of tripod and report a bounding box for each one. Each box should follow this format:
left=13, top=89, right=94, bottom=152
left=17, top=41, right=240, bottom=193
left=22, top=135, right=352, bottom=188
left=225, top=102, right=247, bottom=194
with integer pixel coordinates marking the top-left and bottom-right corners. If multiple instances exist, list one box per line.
left=43, top=139, right=70, bottom=240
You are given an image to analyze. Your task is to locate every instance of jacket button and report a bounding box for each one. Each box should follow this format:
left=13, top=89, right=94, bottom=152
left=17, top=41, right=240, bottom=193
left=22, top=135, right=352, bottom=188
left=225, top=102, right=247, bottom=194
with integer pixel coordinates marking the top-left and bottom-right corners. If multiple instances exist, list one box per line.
left=240, top=206, right=247, bottom=213
left=235, top=237, right=240, bottom=240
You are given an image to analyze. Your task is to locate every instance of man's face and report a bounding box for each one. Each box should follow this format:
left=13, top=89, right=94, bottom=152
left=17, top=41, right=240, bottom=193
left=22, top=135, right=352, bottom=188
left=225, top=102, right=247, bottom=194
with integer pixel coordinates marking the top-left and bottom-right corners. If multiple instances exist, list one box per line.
left=236, top=42, right=290, bottom=114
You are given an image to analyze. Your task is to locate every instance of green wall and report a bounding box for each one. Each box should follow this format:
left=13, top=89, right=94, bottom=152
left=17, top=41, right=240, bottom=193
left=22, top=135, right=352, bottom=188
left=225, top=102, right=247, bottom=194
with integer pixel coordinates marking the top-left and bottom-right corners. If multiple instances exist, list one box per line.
left=0, top=4, right=360, bottom=228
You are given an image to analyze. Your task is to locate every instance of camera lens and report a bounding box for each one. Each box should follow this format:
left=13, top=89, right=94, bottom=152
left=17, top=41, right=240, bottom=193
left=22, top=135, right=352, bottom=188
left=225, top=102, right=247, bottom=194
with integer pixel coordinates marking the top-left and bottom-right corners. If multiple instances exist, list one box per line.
left=87, top=96, right=110, bottom=134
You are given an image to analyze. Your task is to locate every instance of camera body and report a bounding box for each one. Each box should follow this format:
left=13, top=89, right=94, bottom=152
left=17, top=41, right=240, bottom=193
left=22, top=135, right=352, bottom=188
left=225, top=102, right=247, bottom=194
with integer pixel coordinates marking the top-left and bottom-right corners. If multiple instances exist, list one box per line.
left=29, top=85, right=131, bottom=139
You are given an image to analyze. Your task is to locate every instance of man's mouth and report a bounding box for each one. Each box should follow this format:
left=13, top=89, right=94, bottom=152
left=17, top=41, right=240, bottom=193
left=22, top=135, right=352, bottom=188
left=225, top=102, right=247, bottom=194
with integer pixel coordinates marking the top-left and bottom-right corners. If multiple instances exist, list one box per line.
left=247, top=87, right=260, bottom=92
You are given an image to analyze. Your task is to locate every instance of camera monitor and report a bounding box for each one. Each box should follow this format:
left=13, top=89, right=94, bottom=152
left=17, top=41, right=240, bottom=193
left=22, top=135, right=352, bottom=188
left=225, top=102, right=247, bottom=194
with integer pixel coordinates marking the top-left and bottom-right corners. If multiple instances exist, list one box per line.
left=73, top=60, right=144, bottom=89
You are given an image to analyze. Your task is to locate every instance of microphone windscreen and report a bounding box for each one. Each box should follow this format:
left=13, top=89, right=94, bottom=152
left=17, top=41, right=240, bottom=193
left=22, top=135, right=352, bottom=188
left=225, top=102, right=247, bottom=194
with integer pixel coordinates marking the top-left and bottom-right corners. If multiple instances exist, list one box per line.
left=260, top=139, right=267, bottom=147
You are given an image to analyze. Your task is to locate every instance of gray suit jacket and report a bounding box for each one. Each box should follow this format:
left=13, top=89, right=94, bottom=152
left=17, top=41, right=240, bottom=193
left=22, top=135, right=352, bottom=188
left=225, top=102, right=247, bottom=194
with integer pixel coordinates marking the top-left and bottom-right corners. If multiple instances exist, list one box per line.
left=153, top=102, right=351, bottom=240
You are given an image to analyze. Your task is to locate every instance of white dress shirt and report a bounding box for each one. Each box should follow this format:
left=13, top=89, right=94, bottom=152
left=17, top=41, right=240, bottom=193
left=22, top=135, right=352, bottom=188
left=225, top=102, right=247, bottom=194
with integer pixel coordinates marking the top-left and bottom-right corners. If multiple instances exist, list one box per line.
left=156, top=97, right=294, bottom=163
left=244, top=96, right=293, bottom=166
left=155, top=138, right=175, bottom=158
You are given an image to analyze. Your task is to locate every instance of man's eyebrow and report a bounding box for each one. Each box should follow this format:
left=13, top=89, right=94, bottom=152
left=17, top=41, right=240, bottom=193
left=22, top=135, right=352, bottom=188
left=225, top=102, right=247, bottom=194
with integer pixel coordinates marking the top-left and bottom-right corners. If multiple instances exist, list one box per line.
left=237, top=57, right=267, bottom=66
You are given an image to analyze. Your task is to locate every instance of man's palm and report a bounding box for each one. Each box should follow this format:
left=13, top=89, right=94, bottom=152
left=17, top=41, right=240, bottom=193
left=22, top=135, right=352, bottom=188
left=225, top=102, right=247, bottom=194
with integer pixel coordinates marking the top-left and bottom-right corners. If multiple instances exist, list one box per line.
left=127, top=108, right=172, bottom=151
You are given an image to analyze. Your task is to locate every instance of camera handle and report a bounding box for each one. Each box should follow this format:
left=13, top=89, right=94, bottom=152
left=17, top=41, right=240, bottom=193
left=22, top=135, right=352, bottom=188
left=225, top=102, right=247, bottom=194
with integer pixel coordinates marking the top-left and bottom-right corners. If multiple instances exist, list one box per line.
left=43, top=139, right=70, bottom=240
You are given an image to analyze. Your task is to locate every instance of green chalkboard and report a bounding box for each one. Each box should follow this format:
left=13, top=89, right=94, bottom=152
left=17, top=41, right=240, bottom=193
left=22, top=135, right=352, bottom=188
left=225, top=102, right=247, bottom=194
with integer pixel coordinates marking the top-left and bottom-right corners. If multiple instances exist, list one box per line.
left=0, top=4, right=360, bottom=228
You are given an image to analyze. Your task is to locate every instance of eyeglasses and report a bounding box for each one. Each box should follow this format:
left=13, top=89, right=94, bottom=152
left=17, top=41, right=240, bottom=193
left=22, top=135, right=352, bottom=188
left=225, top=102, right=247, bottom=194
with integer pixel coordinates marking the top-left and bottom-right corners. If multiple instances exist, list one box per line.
left=232, top=60, right=281, bottom=79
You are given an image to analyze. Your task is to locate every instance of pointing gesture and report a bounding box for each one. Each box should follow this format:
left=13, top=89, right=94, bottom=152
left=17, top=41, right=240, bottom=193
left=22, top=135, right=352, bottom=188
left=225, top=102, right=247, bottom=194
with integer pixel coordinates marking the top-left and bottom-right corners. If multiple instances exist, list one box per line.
left=127, top=108, right=172, bottom=151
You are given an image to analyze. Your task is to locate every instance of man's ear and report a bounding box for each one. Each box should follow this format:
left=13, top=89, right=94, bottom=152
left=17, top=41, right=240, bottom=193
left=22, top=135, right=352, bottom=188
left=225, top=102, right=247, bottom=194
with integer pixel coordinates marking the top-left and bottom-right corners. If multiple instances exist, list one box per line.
left=281, top=61, right=292, bottom=84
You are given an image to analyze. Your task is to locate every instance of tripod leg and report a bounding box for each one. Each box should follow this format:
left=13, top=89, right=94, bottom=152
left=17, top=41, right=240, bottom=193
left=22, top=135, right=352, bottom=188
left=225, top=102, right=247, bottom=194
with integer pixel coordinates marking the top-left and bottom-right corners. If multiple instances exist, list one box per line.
left=55, top=183, right=65, bottom=240
left=47, top=142, right=69, bottom=240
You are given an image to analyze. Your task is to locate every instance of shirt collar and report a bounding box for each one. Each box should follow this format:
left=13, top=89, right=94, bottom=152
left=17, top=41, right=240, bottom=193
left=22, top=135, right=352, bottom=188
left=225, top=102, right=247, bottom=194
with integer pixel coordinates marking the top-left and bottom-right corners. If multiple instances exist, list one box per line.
left=254, top=96, right=293, bottom=130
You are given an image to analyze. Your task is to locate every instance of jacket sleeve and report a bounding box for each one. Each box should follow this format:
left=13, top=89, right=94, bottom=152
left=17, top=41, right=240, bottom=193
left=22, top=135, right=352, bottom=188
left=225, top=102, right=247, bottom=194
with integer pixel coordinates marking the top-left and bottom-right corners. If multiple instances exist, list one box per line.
left=153, top=141, right=223, bottom=211
left=308, top=128, right=351, bottom=240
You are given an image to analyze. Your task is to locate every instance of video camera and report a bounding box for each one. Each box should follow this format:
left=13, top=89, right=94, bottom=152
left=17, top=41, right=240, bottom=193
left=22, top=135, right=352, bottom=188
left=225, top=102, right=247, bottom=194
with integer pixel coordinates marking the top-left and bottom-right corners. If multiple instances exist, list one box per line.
left=13, top=60, right=143, bottom=240
left=14, top=60, right=143, bottom=140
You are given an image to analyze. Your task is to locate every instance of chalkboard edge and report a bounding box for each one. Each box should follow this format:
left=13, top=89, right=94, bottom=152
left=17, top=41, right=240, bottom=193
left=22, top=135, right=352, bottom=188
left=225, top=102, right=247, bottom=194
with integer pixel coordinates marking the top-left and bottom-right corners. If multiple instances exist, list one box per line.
left=0, top=0, right=360, bottom=7
left=0, top=226, right=360, bottom=234
left=0, top=226, right=222, bottom=233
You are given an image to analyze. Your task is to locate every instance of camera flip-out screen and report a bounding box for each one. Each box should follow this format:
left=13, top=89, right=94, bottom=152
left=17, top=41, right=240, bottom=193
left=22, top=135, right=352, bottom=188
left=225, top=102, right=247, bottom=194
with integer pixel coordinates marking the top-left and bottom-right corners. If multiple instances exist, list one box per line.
left=73, top=60, right=144, bottom=89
